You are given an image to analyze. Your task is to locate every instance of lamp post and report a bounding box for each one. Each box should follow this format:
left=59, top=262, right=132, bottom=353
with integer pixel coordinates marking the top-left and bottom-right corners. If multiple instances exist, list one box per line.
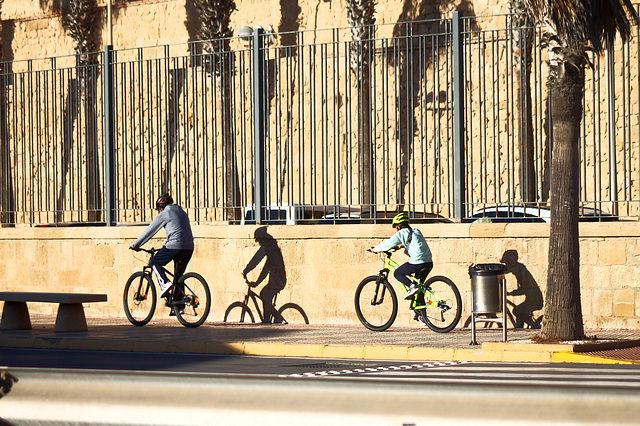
left=107, top=0, right=113, bottom=45
left=239, top=25, right=266, bottom=225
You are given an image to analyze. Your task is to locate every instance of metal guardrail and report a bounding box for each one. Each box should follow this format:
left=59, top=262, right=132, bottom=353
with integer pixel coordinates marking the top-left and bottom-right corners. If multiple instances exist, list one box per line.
left=0, top=12, right=638, bottom=226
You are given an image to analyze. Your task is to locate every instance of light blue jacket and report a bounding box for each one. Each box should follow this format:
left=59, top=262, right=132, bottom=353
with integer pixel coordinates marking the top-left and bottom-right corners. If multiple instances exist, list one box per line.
left=372, top=227, right=432, bottom=264
left=130, top=204, right=194, bottom=250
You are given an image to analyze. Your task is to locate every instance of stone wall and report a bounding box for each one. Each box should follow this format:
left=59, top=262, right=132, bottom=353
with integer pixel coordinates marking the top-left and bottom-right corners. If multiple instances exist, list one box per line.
left=1, top=222, right=638, bottom=330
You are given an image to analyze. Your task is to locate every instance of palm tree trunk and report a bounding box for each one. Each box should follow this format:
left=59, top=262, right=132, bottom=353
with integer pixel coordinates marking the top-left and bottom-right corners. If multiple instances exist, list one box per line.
left=542, top=58, right=585, bottom=340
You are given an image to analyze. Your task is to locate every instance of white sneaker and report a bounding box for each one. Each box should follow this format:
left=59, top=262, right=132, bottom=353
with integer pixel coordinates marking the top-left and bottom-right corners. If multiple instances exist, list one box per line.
left=404, top=285, right=420, bottom=300
left=159, top=281, right=173, bottom=298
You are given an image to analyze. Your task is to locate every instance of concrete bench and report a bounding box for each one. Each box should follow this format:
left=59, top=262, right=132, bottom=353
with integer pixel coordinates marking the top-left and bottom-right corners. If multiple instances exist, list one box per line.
left=0, top=292, right=107, bottom=332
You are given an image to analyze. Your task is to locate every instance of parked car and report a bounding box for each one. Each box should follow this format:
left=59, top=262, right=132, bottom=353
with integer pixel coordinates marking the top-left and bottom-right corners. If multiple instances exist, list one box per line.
left=464, top=205, right=617, bottom=223
left=241, top=203, right=313, bottom=225
left=317, top=213, right=362, bottom=224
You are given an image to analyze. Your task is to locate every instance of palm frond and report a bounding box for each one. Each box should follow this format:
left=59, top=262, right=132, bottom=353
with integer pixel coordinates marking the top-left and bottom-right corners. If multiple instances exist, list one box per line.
left=192, top=0, right=237, bottom=45
left=589, top=0, right=639, bottom=51
left=524, top=0, right=639, bottom=54
left=63, top=0, right=100, bottom=64
left=345, top=0, right=377, bottom=73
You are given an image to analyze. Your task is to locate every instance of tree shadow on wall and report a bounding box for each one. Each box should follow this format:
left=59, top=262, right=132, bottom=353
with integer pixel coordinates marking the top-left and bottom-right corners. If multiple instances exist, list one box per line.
left=0, top=20, right=15, bottom=227
left=224, top=226, right=309, bottom=324
left=391, top=0, right=479, bottom=208
left=160, top=67, right=186, bottom=195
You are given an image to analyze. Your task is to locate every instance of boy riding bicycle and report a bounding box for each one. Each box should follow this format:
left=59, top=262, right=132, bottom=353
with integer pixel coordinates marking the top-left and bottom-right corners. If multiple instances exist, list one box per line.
left=129, top=194, right=194, bottom=313
left=370, top=212, right=433, bottom=300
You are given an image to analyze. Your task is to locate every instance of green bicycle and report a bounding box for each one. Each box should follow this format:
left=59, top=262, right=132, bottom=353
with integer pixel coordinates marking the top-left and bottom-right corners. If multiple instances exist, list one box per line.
left=355, top=249, right=462, bottom=332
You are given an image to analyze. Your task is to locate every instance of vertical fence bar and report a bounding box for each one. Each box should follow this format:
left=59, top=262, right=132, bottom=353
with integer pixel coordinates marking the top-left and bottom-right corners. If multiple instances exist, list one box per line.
left=452, top=11, right=466, bottom=221
left=606, top=43, right=619, bottom=216
left=104, top=46, right=116, bottom=225
left=253, top=26, right=266, bottom=224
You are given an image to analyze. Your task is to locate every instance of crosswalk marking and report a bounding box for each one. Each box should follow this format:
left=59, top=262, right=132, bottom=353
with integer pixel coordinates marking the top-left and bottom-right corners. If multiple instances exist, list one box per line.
left=279, top=360, right=467, bottom=378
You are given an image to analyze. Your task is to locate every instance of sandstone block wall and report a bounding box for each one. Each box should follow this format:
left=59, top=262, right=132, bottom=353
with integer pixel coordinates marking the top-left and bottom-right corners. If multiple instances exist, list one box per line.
left=1, top=222, right=639, bottom=330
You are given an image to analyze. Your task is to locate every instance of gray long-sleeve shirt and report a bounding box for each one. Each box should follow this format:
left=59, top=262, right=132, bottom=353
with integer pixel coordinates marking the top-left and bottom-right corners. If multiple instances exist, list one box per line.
left=130, top=204, right=194, bottom=250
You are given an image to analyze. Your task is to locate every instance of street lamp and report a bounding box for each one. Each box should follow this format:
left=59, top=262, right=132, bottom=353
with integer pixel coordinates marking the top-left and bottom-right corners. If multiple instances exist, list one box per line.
left=238, top=26, right=267, bottom=224
left=238, top=26, right=254, bottom=41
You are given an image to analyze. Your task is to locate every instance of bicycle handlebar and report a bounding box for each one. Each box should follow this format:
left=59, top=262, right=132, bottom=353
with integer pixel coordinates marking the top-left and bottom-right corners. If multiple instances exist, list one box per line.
left=367, top=247, right=399, bottom=257
left=132, top=247, right=156, bottom=255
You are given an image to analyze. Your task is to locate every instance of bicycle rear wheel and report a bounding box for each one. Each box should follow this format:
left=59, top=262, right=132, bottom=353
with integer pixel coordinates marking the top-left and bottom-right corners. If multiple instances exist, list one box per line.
left=420, top=276, right=462, bottom=333
left=276, top=303, right=309, bottom=324
left=123, top=271, right=156, bottom=326
left=354, top=275, right=398, bottom=331
left=174, top=272, right=211, bottom=328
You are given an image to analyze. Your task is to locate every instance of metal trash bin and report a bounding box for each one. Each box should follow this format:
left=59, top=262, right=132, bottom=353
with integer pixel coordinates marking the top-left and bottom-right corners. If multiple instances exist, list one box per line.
left=468, top=263, right=508, bottom=345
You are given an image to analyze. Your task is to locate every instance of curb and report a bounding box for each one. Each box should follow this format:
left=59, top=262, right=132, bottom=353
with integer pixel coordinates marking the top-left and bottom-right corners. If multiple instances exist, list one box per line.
left=1, top=334, right=639, bottom=364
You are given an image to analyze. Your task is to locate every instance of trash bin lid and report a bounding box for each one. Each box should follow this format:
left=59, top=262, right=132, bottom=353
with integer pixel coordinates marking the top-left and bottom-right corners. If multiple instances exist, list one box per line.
left=468, top=263, right=508, bottom=276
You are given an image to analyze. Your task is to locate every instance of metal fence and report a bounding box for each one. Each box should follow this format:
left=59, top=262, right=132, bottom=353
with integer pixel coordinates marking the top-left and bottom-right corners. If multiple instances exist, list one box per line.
left=0, top=11, right=639, bottom=226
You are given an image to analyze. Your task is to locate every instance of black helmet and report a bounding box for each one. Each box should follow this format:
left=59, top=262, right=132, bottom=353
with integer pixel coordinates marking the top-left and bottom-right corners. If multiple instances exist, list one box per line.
left=155, top=193, right=173, bottom=211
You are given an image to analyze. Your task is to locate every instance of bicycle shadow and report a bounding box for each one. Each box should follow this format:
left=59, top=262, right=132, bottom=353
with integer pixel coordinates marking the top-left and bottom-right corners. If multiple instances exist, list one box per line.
left=230, top=226, right=308, bottom=324
left=463, top=250, right=543, bottom=329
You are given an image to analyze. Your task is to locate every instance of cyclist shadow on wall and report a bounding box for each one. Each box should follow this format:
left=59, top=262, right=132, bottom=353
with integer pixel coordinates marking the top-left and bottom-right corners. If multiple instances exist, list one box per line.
left=501, top=250, right=543, bottom=329
left=224, top=226, right=309, bottom=324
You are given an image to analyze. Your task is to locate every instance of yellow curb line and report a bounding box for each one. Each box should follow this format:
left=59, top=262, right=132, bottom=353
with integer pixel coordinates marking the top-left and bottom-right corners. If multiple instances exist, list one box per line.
left=551, top=351, right=640, bottom=364
left=1, top=337, right=639, bottom=364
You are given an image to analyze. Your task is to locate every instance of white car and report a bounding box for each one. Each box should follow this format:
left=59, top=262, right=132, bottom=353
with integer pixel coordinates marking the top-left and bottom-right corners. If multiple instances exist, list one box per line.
left=466, top=206, right=615, bottom=223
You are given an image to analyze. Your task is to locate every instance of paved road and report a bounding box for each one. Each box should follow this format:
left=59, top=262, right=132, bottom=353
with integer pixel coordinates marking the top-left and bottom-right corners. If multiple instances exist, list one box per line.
left=2, top=348, right=640, bottom=386
left=2, top=348, right=640, bottom=425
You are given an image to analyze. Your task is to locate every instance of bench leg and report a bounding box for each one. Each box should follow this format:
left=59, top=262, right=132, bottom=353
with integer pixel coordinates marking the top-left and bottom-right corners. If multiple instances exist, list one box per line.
left=1, top=301, right=32, bottom=331
left=55, top=303, right=88, bottom=332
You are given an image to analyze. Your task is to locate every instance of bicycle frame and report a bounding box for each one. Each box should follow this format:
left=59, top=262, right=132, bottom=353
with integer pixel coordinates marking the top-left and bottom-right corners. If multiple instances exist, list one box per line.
left=135, top=248, right=187, bottom=309
left=378, top=251, right=445, bottom=311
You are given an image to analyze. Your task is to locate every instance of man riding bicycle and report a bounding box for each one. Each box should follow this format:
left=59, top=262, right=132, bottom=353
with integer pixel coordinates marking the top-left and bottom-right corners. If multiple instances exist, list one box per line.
left=370, top=212, right=433, bottom=300
left=129, top=194, right=194, bottom=311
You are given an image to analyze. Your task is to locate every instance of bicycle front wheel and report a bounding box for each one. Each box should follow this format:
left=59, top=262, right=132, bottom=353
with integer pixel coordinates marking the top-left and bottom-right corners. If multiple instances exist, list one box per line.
left=174, top=272, right=211, bottom=328
left=354, top=275, right=398, bottom=331
left=123, top=271, right=156, bottom=326
left=224, top=302, right=255, bottom=323
left=420, top=276, right=462, bottom=333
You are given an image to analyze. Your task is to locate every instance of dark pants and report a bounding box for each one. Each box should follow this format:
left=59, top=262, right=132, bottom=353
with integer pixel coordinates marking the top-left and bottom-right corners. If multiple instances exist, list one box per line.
left=394, top=261, right=433, bottom=288
left=150, top=247, right=193, bottom=295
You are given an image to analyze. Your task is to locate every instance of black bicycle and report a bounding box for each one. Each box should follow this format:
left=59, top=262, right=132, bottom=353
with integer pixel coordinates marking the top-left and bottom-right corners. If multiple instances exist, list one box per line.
left=123, top=248, right=211, bottom=328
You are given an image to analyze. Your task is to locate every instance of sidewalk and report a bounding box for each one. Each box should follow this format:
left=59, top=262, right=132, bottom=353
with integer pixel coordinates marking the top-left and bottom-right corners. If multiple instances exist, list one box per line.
left=1, top=317, right=640, bottom=364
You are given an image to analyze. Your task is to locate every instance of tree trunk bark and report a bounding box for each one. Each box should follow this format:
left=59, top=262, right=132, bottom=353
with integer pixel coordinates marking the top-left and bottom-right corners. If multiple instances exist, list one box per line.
left=541, top=59, right=585, bottom=340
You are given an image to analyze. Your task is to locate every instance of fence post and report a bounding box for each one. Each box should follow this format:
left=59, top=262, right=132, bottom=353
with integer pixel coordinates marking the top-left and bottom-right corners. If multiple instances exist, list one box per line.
left=253, top=26, right=266, bottom=224
left=606, top=43, right=618, bottom=216
left=104, top=45, right=116, bottom=226
left=452, top=11, right=466, bottom=222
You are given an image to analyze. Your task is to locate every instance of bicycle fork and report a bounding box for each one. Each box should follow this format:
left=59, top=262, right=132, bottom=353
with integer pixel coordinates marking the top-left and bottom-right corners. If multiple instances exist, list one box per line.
left=371, top=271, right=389, bottom=306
